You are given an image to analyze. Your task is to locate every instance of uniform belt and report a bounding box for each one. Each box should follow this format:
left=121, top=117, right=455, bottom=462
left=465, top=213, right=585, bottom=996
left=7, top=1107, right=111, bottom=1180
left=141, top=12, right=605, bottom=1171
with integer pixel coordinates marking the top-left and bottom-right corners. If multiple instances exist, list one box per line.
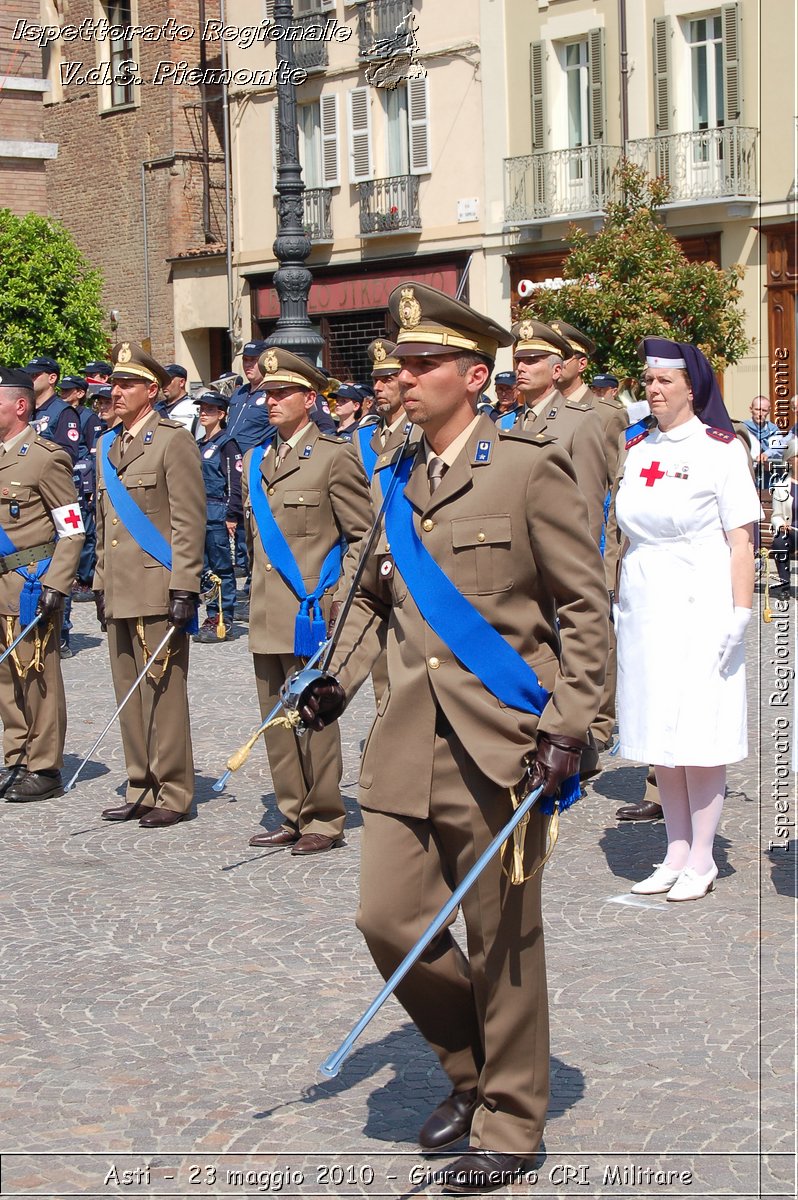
left=0, top=542, right=57, bottom=575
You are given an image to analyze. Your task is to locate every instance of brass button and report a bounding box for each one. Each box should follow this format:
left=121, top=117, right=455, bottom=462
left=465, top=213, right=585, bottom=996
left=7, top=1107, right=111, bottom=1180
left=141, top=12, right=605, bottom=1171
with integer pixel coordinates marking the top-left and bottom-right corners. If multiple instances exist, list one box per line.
left=112, top=517, right=118, bottom=526
left=111, top=539, right=118, bottom=547
left=298, top=495, right=304, bottom=502
left=477, top=532, right=486, bottom=543
left=422, top=518, right=434, bottom=532
left=265, top=564, right=272, bottom=572
left=137, top=479, right=142, bottom=485
left=428, top=656, right=440, bottom=670
left=268, top=487, right=275, bottom=496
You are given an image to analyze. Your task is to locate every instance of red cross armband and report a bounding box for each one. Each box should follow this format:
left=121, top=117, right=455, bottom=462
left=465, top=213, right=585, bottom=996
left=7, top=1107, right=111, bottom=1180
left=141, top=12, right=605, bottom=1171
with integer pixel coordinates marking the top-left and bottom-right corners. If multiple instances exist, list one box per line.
left=52, top=504, right=85, bottom=536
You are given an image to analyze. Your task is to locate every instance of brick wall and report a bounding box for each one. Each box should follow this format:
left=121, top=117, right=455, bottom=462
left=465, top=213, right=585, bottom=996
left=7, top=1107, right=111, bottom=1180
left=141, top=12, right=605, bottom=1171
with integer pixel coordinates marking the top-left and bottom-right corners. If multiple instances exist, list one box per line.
left=324, top=312, right=392, bottom=384
left=0, top=0, right=50, bottom=216
left=42, top=0, right=225, bottom=363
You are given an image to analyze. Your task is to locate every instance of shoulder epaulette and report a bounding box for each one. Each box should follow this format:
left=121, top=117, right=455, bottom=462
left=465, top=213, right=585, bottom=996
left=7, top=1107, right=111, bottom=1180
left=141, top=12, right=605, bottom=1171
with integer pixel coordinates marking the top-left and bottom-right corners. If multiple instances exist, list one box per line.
left=625, top=430, right=648, bottom=450
left=599, top=395, right=624, bottom=410
left=157, top=417, right=182, bottom=430
left=498, top=427, right=556, bottom=447
left=706, top=426, right=734, bottom=443
left=318, top=432, right=344, bottom=445
left=565, top=397, right=594, bottom=412
left=33, top=435, right=62, bottom=453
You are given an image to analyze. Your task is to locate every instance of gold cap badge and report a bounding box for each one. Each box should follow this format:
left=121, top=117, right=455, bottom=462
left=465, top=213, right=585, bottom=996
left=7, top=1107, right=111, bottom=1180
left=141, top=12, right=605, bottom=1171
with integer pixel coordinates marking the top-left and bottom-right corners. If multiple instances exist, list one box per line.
left=264, top=349, right=279, bottom=373
left=117, top=343, right=132, bottom=364
left=517, top=321, right=534, bottom=341
left=398, top=287, right=422, bottom=330
left=373, top=340, right=387, bottom=363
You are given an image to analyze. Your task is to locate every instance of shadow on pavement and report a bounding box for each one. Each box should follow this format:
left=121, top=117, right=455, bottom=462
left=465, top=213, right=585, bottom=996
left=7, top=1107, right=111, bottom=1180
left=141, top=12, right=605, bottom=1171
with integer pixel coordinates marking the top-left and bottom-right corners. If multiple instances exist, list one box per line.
left=768, top=840, right=797, bottom=897
left=599, top=824, right=734, bottom=883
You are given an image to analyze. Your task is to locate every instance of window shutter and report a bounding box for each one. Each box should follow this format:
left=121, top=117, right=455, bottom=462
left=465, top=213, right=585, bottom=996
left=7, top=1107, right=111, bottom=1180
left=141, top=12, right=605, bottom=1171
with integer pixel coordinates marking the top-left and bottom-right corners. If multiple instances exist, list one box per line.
left=271, top=104, right=281, bottom=193
left=320, top=93, right=339, bottom=187
left=653, top=16, right=672, bottom=134
left=408, top=75, right=430, bottom=174
left=722, top=3, right=741, bottom=124
left=530, top=40, right=546, bottom=151
left=264, top=0, right=274, bottom=18
left=348, top=86, right=372, bottom=182
left=588, top=28, right=606, bottom=143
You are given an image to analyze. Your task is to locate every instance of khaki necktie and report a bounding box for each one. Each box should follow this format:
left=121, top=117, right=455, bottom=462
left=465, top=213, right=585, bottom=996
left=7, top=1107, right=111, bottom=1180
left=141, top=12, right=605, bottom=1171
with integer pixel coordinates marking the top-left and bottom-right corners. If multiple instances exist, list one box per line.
left=379, top=427, right=387, bottom=449
left=276, top=441, right=291, bottom=465
left=427, top=456, right=447, bottom=495
left=120, top=432, right=134, bottom=459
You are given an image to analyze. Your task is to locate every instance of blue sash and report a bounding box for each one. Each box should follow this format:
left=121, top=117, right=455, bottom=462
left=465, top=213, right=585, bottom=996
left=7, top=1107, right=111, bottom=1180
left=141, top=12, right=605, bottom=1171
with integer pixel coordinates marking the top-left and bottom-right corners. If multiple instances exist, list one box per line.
left=497, top=409, right=519, bottom=431
left=356, top=425, right=379, bottom=481
left=248, top=445, right=343, bottom=656
left=100, top=427, right=198, bottom=633
left=0, top=524, right=51, bottom=626
left=382, top=453, right=579, bottom=812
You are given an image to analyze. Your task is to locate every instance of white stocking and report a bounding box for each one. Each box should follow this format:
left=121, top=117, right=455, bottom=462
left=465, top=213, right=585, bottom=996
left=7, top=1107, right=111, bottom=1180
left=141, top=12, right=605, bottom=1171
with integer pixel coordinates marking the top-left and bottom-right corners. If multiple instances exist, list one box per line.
left=653, top=765, right=691, bottom=871
left=684, top=765, right=726, bottom=875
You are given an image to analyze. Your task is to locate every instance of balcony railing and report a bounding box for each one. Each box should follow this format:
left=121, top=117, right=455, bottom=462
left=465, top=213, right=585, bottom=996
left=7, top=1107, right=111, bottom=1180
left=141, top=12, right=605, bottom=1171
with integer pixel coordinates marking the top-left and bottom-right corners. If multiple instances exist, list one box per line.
left=626, top=127, right=758, bottom=202
left=504, top=144, right=621, bottom=224
left=357, top=0, right=413, bottom=58
left=274, top=188, right=333, bottom=242
left=358, top=174, right=420, bottom=236
left=290, top=12, right=329, bottom=72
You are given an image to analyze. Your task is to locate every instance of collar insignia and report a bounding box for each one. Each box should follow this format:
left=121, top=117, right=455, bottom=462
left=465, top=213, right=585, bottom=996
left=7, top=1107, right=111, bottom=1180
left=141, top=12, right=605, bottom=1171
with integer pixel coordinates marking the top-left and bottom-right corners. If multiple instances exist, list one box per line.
left=474, top=439, right=492, bottom=464
left=18, top=444, right=29, bottom=456
left=143, top=430, right=153, bottom=444
left=301, top=445, right=313, bottom=458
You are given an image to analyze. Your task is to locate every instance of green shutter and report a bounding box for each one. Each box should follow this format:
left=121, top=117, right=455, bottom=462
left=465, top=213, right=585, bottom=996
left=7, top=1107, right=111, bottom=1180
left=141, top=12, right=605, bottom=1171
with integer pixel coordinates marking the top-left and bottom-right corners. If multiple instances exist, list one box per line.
left=530, top=41, right=546, bottom=151
left=721, top=3, right=742, bottom=124
left=588, top=28, right=606, bottom=143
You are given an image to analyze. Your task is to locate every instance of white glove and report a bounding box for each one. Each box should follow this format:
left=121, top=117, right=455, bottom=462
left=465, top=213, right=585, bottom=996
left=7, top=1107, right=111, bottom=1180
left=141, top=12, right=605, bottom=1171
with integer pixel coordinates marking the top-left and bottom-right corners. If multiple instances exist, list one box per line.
left=718, top=607, right=751, bottom=673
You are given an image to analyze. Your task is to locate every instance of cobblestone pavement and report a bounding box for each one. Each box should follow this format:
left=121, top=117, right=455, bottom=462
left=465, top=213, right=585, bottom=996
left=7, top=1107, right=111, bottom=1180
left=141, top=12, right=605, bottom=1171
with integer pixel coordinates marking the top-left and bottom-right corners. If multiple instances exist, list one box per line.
left=1, top=583, right=794, bottom=1199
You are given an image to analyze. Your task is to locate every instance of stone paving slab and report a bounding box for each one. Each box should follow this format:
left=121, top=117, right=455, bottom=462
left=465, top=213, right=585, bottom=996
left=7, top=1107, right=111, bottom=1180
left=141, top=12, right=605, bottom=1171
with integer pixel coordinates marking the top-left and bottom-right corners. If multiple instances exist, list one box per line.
left=0, top=585, right=794, bottom=1198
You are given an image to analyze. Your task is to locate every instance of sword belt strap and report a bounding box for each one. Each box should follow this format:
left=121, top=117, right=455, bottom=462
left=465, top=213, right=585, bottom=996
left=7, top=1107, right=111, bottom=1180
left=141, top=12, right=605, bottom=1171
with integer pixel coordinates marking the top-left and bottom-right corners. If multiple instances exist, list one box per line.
left=0, top=543, right=57, bottom=576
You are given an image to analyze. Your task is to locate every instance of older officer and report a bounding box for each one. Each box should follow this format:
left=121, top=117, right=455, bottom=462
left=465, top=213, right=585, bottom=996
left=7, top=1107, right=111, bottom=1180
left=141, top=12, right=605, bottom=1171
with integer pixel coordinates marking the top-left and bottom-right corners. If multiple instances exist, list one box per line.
left=243, top=347, right=373, bottom=856
left=308, top=285, right=609, bottom=1190
left=94, top=342, right=205, bottom=828
left=0, top=367, right=85, bottom=801
left=499, top=320, right=606, bottom=546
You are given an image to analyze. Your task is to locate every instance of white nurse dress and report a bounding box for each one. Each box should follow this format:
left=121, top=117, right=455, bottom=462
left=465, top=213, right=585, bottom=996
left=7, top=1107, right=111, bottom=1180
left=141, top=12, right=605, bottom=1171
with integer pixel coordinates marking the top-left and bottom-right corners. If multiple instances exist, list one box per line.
left=615, top=416, right=762, bottom=766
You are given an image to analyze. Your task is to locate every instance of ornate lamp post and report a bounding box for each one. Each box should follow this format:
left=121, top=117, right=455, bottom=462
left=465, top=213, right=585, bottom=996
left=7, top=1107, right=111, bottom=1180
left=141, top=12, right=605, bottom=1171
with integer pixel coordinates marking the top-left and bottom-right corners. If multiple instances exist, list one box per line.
left=265, top=0, right=324, bottom=360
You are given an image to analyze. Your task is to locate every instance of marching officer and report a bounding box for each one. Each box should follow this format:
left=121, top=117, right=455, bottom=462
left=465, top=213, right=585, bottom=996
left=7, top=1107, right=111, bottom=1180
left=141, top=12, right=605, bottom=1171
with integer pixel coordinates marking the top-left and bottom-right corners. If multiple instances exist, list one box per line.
left=0, top=367, right=85, bottom=802
left=24, top=357, right=82, bottom=465
left=94, top=342, right=205, bottom=828
left=193, top=390, right=243, bottom=643
left=303, top=284, right=609, bottom=1190
left=242, top=347, right=373, bottom=856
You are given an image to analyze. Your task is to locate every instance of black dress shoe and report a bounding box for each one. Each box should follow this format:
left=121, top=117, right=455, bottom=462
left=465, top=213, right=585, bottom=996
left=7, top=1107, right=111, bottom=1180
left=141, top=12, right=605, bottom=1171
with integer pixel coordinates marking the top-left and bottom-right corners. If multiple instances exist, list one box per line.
left=440, top=1149, right=535, bottom=1194
left=0, top=764, right=26, bottom=798
left=138, top=807, right=186, bottom=828
left=616, top=800, right=664, bottom=822
left=101, top=800, right=154, bottom=822
left=5, top=770, right=64, bottom=803
left=419, top=1087, right=478, bottom=1150
left=249, top=827, right=299, bottom=847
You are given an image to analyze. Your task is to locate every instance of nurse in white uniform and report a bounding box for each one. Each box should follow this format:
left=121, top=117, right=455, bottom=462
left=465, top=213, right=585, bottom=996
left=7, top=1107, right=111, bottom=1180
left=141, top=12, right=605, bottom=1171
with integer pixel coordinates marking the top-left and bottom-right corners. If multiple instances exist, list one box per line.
left=615, top=338, right=762, bottom=901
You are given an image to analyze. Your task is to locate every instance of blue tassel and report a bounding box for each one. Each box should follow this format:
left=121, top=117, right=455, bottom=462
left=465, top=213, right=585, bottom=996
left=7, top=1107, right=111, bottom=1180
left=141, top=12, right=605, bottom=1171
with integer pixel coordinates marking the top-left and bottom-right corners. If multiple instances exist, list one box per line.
left=540, top=771, right=580, bottom=816
left=310, top=602, right=327, bottom=651
left=293, top=600, right=315, bottom=657
left=19, top=577, right=41, bottom=627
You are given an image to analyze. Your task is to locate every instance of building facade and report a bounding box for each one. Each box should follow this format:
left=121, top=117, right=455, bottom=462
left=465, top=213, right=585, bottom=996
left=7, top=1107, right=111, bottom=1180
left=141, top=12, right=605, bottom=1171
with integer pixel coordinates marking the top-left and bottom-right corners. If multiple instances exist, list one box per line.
left=0, top=0, right=56, bottom=215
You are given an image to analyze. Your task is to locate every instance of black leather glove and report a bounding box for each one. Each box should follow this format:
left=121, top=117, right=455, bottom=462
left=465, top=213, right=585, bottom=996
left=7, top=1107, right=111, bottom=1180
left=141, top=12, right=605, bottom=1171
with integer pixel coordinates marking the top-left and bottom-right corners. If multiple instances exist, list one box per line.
left=94, top=589, right=106, bottom=632
left=168, top=589, right=198, bottom=631
left=526, top=731, right=587, bottom=798
left=36, top=585, right=64, bottom=623
left=298, top=677, right=347, bottom=731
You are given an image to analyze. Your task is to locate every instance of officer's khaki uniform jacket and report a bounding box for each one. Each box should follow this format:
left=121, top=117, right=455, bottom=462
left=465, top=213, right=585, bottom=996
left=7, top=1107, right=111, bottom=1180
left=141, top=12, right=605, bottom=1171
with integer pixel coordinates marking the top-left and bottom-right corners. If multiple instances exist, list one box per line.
left=520, top=389, right=607, bottom=545
left=94, top=412, right=205, bottom=615
left=569, top=380, right=629, bottom=483
left=0, top=432, right=84, bottom=614
left=242, top=424, right=373, bottom=654
left=332, top=416, right=609, bottom=816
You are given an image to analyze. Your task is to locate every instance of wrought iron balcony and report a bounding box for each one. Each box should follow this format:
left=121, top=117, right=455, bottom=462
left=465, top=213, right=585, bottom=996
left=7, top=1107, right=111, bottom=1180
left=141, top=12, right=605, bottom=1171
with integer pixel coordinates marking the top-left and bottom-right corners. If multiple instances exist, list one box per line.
left=290, top=12, right=329, bottom=72
left=274, top=188, right=333, bottom=243
left=357, top=0, right=413, bottom=59
left=626, top=127, right=758, bottom=203
left=358, top=175, right=420, bottom=236
left=504, top=144, right=621, bottom=224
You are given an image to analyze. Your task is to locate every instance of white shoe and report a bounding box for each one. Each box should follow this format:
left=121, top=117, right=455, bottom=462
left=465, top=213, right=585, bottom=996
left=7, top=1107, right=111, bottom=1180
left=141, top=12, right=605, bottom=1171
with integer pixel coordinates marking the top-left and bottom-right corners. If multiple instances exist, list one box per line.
left=666, top=864, right=718, bottom=902
left=630, top=863, right=683, bottom=895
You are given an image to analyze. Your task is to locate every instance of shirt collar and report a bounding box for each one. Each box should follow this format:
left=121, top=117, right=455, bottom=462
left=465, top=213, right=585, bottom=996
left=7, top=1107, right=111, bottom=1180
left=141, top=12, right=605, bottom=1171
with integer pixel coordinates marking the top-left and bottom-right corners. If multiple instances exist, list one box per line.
left=423, top=414, right=481, bottom=468
left=1, top=425, right=33, bottom=454
left=652, top=415, right=702, bottom=442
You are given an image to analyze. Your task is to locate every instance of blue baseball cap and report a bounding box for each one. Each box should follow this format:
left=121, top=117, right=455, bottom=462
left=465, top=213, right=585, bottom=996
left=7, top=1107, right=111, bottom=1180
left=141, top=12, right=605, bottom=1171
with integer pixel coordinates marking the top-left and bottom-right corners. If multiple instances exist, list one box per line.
left=592, top=373, right=619, bottom=389
left=242, top=340, right=268, bottom=359
left=494, top=371, right=517, bottom=388
left=25, top=356, right=60, bottom=377
left=60, top=375, right=89, bottom=392
left=194, top=389, right=230, bottom=411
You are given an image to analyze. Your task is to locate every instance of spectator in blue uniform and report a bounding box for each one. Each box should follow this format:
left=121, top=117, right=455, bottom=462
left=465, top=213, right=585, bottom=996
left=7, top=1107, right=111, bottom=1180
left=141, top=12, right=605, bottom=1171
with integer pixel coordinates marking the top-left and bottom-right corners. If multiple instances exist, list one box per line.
left=24, top=357, right=81, bottom=464
left=193, top=391, right=243, bottom=643
left=330, top=383, right=363, bottom=441
left=743, top=395, right=784, bottom=491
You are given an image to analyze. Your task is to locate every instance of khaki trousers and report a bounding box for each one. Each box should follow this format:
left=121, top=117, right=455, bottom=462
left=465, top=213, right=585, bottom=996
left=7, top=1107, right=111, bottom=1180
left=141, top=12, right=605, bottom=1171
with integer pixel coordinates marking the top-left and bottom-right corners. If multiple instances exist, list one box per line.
left=591, top=616, right=617, bottom=746
left=107, top=617, right=194, bottom=813
left=356, top=729, right=550, bottom=1154
left=0, top=616, right=65, bottom=772
left=253, top=652, right=345, bottom=839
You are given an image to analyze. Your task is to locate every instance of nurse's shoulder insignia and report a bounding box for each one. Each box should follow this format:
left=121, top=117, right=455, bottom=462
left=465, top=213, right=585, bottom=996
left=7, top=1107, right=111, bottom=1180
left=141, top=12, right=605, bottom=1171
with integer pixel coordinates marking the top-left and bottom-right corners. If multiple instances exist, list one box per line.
left=625, top=430, right=648, bottom=450
left=705, top=426, right=734, bottom=443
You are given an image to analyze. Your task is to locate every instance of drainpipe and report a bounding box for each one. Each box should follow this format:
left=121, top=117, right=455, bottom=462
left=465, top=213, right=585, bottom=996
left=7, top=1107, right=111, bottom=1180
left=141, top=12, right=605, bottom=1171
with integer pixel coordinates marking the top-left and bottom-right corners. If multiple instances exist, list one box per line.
left=221, top=0, right=235, bottom=358
left=618, top=0, right=629, bottom=152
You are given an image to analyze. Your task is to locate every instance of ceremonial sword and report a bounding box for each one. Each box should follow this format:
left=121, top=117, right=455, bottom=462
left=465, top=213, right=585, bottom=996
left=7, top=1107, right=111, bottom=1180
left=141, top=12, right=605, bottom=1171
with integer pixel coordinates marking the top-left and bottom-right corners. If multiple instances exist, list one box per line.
left=0, top=613, right=43, bottom=671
